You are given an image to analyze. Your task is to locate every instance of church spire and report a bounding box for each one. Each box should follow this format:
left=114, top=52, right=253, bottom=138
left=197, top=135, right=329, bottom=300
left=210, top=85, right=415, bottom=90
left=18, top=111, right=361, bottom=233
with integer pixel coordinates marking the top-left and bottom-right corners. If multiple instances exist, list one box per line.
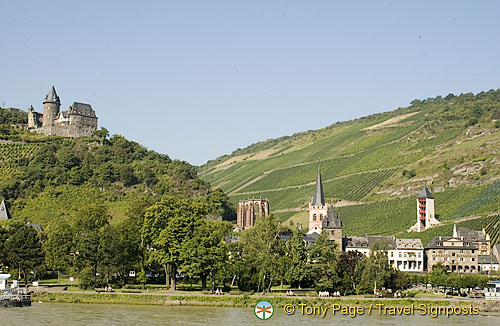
left=311, top=165, right=325, bottom=207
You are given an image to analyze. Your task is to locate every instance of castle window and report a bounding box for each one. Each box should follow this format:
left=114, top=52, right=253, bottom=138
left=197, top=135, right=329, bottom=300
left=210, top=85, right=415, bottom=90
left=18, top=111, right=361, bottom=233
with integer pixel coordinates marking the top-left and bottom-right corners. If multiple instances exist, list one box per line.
left=320, top=214, right=323, bottom=220
left=313, top=214, right=317, bottom=221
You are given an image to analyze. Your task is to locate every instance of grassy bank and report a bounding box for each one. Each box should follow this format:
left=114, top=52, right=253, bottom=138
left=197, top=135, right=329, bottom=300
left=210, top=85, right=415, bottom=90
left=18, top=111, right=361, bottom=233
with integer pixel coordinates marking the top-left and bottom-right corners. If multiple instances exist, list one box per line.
left=32, top=292, right=454, bottom=308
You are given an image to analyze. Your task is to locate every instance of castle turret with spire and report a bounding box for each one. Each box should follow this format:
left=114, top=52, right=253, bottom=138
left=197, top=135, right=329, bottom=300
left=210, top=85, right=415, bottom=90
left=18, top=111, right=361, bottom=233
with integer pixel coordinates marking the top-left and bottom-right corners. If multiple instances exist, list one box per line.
left=42, top=86, right=61, bottom=127
left=27, top=86, right=98, bottom=137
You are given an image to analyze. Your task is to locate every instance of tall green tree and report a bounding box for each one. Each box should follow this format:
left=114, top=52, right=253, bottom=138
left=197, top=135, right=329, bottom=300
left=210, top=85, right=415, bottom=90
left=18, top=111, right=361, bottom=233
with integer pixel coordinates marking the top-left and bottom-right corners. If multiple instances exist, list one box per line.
left=4, top=225, right=45, bottom=285
left=238, top=214, right=283, bottom=292
left=338, top=250, right=365, bottom=294
left=142, top=196, right=209, bottom=290
left=273, top=243, right=291, bottom=289
left=309, top=231, right=339, bottom=291
left=0, top=224, right=10, bottom=268
left=72, top=204, right=110, bottom=286
left=43, top=220, right=73, bottom=283
left=428, top=262, right=449, bottom=289
left=285, top=227, right=309, bottom=289
left=122, top=195, right=156, bottom=281
left=357, top=241, right=395, bottom=294
left=99, top=224, right=126, bottom=284
left=204, top=189, right=236, bottom=221
left=181, top=220, right=232, bottom=291
left=116, top=218, right=142, bottom=278
left=93, top=127, right=109, bottom=144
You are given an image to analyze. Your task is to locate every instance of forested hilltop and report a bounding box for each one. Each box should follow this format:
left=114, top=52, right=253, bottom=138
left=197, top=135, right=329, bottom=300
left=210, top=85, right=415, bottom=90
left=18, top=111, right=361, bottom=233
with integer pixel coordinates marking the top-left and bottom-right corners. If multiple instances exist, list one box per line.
left=0, top=109, right=235, bottom=225
left=201, top=90, right=500, bottom=243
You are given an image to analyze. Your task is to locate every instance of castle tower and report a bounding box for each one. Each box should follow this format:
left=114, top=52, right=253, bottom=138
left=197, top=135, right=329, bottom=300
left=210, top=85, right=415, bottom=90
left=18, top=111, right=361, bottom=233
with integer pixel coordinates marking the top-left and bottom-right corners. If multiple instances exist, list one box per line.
left=42, top=86, right=61, bottom=127
left=416, top=187, right=435, bottom=232
left=308, top=166, right=328, bottom=234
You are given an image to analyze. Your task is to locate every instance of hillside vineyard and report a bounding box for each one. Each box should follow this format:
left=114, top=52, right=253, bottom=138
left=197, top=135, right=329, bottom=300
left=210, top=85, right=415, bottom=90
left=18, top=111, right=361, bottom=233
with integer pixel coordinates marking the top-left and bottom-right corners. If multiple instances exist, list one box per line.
left=201, top=90, right=500, bottom=243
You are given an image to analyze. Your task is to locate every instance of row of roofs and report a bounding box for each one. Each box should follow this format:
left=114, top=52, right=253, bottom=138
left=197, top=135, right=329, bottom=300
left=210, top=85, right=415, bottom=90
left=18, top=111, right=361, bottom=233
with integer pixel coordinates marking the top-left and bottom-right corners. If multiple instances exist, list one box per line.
left=344, top=236, right=423, bottom=250
left=227, top=233, right=424, bottom=251
left=226, top=226, right=488, bottom=251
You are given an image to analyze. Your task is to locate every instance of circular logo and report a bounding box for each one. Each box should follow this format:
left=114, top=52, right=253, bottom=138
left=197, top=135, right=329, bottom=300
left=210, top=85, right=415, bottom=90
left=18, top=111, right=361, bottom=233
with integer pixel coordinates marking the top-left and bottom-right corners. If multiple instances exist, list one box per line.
left=254, top=300, right=274, bottom=320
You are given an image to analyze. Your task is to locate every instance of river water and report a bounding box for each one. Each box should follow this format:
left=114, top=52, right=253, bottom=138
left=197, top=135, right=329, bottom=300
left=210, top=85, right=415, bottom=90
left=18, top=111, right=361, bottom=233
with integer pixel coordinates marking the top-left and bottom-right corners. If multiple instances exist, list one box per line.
left=0, top=303, right=498, bottom=325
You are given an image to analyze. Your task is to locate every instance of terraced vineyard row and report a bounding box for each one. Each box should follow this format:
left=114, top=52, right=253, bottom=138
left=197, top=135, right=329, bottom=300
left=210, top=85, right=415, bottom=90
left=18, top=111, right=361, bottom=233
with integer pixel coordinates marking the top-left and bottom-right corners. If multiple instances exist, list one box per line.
left=445, top=181, right=500, bottom=220
left=0, top=143, right=39, bottom=179
left=0, top=142, right=39, bottom=161
left=238, top=138, right=430, bottom=194
left=204, top=111, right=424, bottom=193
left=337, top=196, right=415, bottom=236
left=425, top=181, right=500, bottom=222
left=232, top=169, right=401, bottom=211
left=0, top=166, right=22, bottom=178
left=343, top=168, right=397, bottom=201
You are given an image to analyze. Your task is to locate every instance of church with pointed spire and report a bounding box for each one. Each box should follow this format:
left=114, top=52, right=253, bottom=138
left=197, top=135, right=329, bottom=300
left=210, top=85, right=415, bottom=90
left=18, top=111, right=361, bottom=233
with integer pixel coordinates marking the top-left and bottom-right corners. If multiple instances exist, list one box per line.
left=28, top=86, right=98, bottom=137
left=307, top=166, right=343, bottom=248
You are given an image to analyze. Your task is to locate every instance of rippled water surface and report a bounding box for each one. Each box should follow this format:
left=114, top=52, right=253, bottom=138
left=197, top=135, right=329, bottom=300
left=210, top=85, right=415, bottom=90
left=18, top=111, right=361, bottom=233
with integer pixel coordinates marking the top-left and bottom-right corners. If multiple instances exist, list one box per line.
left=0, top=303, right=498, bottom=326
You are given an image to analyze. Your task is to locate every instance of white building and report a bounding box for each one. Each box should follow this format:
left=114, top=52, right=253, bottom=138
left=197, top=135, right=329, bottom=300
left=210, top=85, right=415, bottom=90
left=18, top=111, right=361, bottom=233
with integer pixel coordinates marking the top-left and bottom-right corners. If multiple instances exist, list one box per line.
left=390, top=239, right=424, bottom=272
left=478, top=255, right=499, bottom=273
left=344, top=236, right=371, bottom=256
left=0, top=274, right=11, bottom=290
left=344, top=236, right=424, bottom=272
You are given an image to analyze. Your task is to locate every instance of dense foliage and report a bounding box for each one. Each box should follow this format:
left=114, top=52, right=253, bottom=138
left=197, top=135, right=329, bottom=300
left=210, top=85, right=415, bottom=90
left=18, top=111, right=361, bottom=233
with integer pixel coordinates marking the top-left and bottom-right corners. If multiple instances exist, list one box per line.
left=1, top=133, right=208, bottom=201
left=0, top=107, right=27, bottom=125
left=0, top=119, right=235, bottom=224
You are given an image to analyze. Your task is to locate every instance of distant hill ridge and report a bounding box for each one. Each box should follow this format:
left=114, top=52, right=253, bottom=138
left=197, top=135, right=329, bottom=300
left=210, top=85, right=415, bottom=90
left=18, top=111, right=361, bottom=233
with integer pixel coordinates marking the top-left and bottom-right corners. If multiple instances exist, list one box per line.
left=200, top=90, right=500, bottom=243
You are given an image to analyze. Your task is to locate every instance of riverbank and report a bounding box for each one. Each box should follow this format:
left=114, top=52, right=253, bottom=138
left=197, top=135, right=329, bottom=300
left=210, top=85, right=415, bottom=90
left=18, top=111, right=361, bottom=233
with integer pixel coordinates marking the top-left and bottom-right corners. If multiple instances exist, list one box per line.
left=33, top=291, right=463, bottom=307
left=32, top=292, right=500, bottom=316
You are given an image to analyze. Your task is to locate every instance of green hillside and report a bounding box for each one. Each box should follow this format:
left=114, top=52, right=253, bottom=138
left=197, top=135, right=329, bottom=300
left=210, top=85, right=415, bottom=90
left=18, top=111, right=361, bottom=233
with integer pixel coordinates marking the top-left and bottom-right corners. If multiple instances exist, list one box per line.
left=200, top=90, right=500, bottom=241
left=0, top=107, right=234, bottom=225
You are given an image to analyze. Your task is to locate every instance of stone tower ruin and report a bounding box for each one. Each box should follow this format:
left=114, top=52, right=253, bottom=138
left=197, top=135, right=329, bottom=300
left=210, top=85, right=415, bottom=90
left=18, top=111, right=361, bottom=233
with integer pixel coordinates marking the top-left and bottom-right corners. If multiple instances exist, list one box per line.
left=237, top=198, right=269, bottom=230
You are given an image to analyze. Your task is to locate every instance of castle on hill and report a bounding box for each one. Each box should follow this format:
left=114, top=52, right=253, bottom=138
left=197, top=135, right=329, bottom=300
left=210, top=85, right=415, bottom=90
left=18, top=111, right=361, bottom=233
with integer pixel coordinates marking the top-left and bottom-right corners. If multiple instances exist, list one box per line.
left=27, top=86, right=98, bottom=138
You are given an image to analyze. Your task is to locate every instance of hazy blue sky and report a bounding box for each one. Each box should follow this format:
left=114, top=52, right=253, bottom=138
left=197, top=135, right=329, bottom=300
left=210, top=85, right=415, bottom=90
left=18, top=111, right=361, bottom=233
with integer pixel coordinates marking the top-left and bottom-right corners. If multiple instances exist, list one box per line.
left=1, top=1, right=499, bottom=165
